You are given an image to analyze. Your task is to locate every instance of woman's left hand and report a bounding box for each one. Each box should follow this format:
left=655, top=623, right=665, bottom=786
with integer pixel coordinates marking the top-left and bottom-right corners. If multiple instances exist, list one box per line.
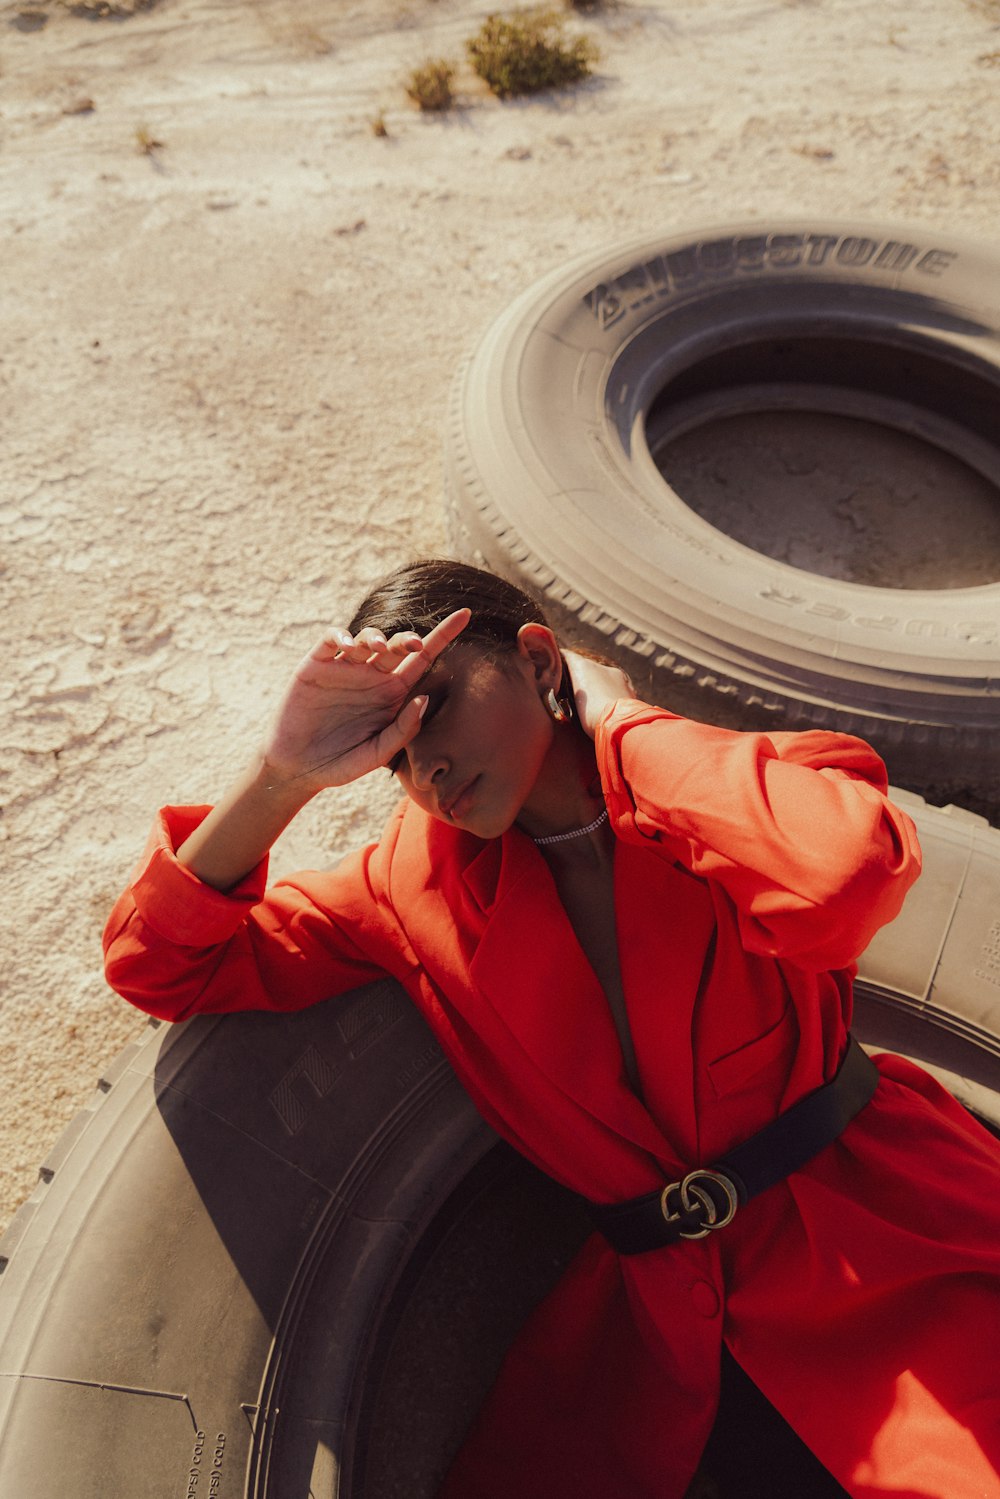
left=563, top=650, right=636, bottom=739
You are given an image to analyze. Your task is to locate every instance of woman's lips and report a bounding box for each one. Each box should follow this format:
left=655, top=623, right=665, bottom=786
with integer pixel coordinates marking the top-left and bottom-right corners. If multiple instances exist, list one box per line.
left=440, top=776, right=479, bottom=819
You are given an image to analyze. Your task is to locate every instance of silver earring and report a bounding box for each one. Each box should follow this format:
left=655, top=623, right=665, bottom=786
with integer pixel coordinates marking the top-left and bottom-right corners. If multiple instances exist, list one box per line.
left=545, top=688, right=573, bottom=723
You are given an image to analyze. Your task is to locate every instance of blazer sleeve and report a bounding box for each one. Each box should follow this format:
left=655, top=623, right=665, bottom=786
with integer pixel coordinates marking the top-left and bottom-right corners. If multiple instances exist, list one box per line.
left=102, top=804, right=415, bottom=1022
left=595, top=702, right=922, bottom=971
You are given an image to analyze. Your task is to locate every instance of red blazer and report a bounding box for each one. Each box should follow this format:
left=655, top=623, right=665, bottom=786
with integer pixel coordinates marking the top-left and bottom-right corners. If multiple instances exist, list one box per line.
left=104, top=704, right=1000, bottom=1498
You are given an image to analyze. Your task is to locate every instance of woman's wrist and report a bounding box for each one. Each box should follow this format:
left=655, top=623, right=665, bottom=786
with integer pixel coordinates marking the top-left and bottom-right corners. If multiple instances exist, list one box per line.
left=176, top=754, right=318, bottom=891
left=254, top=749, right=322, bottom=802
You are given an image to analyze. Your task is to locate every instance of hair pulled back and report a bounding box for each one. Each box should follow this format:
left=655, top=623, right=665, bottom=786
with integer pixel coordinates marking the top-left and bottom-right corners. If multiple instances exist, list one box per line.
left=348, top=559, right=550, bottom=654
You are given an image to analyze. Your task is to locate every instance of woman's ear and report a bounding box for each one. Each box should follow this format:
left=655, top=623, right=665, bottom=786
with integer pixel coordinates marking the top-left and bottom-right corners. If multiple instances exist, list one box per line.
left=515, top=623, right=563, bottom=689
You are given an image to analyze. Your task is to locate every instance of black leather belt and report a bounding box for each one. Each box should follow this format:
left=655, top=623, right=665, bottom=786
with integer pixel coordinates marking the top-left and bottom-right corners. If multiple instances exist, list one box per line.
left=588, top=1035, right=879, bottom=1255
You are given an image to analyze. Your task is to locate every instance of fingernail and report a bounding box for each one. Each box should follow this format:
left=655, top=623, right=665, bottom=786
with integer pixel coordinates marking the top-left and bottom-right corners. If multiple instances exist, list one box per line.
left=413, top=694, right=429, bottom=718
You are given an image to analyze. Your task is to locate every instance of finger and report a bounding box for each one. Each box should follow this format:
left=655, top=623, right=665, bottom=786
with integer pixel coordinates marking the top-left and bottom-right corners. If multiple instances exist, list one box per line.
left=562, top=649, right=590, bottom=690
left=422, top=608, right=472, bottom=661
left=384, top=631, right=424, bottom=655
left=312, top=627, right=355, bottom=660
left=563, top=648, right=630, bottom=687
left=389, top=608, right=472, bottom=690
left=336, top=632, right=391, bottom=665
left=353, top=628, right=389, bottom=653
left=366, top=639, right=403, bottom=674
left=400, top=692, right=429, bottom=733
left=563, top=650, right=635, bottom=739
left=373, top=693, right=428, bottom=767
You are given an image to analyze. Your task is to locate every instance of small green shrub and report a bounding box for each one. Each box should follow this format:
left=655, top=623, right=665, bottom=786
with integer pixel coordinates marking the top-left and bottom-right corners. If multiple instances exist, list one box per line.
left=406, top=58, right=456, bottom=112
left=466, top=9, right=597, bottom=99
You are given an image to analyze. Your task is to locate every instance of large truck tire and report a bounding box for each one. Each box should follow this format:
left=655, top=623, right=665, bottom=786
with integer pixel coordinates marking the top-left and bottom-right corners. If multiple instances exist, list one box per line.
left=1, top=793, right=998, bottom=1498
left=444, top=220, right=1000, bottom=817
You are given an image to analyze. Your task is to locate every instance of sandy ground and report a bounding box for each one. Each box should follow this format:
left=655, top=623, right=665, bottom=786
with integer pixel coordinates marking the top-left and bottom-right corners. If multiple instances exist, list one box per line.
left=1, top=0, right=998, bottom=1232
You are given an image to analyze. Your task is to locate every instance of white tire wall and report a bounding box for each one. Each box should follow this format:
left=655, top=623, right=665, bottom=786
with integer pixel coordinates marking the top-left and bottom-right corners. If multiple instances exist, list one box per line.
left=444, top=220, right=1000, bottom=817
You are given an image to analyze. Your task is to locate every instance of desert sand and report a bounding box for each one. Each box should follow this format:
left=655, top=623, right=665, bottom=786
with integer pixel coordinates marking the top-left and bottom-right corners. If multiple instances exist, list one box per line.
left=1, top=0, right=998, bottom=1231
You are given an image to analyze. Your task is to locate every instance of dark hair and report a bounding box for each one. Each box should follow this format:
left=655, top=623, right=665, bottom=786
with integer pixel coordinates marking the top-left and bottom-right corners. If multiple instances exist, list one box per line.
left=348, top=559, right=549, bottom=654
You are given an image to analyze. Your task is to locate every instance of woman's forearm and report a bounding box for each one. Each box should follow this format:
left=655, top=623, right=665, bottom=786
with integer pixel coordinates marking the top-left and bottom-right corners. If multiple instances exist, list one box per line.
left=176, top=755, right=317, bottom=891
left=172, top=611, right=470, bottom=893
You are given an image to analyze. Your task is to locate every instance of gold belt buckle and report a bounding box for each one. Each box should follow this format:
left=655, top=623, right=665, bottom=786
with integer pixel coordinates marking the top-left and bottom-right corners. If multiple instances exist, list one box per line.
left=660, top=1168, right=739, bottom=1240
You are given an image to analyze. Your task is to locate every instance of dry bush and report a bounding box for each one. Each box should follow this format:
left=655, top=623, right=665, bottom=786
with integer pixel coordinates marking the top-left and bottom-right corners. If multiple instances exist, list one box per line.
left=405, top=58, right=457, bottom=112
left=61, top=0, right=161, bottom=14
left=466, top=9, right=598, bottom=99
left=11, top=7, right=49, bottom=31
left=134, top=123, right=163, bottom=153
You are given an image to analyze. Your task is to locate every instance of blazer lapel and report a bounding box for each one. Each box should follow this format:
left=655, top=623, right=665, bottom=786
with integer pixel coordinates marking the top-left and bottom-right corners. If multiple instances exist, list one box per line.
left=614, top=842, right=718, bottom=1160
left=467, top=831, right=676, bottom=1162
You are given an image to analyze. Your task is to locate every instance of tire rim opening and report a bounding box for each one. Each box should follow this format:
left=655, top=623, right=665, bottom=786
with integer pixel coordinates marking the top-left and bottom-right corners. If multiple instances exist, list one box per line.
left=643, top=336, right=1000, bottom=589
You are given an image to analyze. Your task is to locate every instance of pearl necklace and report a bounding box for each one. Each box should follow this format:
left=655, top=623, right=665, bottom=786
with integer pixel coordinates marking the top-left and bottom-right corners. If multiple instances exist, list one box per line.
left=532, top=808, right=609, bottom=846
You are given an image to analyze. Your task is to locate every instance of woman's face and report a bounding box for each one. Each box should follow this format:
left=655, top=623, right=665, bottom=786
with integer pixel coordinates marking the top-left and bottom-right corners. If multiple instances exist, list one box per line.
left=390, top=637, right=556, bottom=838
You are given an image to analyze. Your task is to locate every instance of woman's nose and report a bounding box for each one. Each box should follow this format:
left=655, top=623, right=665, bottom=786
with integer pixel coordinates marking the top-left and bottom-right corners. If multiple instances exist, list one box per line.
left=408, top=744, right=449, bottom=791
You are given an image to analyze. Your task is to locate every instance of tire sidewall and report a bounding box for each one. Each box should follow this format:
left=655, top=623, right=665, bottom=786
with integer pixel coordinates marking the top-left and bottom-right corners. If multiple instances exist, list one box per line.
left=447, top=220, right=1000, bottom=743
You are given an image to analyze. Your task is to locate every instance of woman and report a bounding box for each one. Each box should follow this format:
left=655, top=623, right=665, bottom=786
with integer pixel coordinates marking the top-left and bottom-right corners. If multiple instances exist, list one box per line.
left=104, top=560, right=1000, bottom=1499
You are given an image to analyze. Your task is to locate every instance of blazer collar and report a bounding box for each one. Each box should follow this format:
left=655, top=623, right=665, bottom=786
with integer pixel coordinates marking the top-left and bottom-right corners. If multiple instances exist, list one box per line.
left=397, top=806, right=716, bottom=1168
left=462, top=831, right=507, bottom=916
left=465, top=828, right=683, bottom=1163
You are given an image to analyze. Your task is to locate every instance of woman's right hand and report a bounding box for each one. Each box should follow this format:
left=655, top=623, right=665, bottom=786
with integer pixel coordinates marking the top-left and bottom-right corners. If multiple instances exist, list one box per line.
left=261, top=608, right=471, bottom=793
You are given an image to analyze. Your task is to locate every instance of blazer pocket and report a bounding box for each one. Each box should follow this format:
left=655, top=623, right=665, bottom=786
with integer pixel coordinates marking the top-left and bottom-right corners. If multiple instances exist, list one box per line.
left=707, top=1003, right=797, bottom=1099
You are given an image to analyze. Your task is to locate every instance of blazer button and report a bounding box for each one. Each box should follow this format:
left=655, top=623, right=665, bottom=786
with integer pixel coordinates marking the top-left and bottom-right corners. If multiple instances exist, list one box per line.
left=691, top=1280, right=720, bottom=1318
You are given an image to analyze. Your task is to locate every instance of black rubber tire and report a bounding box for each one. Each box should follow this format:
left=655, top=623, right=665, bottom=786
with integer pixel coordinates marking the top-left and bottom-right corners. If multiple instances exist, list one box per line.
left=444, top=219, right=1000, bottom=816
left=1, top=793, right=999, bottom=1499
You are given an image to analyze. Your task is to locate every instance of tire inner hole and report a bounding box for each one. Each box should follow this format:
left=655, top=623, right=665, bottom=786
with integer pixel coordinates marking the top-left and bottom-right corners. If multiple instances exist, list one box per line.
left=652, top=410, right=1000, bottom=589
left=643, top=339, right=1000, bottom=589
